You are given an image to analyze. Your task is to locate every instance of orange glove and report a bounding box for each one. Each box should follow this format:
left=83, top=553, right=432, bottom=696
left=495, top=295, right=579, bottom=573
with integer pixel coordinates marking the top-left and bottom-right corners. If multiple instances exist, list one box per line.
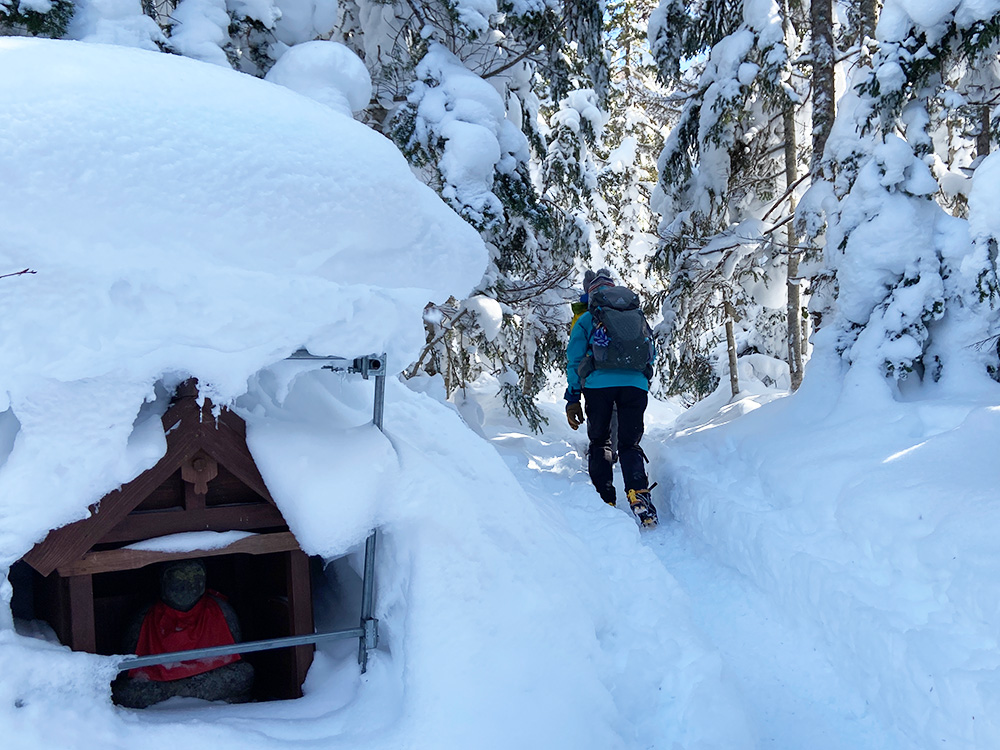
left=566, top=402, right=584, bottom=430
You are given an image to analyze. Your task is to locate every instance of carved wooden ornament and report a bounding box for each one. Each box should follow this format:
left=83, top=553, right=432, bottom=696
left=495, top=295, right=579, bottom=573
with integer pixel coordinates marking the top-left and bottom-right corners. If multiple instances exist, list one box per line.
left=182, top=451, right=219, bottom=495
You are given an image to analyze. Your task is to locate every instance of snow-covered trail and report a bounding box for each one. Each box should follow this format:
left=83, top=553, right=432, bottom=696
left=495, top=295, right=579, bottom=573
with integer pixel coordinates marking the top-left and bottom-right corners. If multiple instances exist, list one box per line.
left=477, top=392, right=912, bottom=749
left=645, top=523, right=911, bottom=749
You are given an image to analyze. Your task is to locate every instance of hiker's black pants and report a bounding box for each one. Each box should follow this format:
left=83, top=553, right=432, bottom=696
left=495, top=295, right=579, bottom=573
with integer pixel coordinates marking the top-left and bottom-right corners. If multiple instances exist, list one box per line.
left=583, top=385, right=649, bottom=498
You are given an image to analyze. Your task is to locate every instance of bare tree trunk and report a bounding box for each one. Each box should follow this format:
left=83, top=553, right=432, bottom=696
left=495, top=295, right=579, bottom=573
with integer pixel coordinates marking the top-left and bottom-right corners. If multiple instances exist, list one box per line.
left=859, top=0, right=878, bottom=50
left=723, top=294, right=740, bottom=399
left=811, top=0, right=836, bottom=176
left=784, top=104, right=804, bottom=391
left=978, top=105, right=992, bottom=160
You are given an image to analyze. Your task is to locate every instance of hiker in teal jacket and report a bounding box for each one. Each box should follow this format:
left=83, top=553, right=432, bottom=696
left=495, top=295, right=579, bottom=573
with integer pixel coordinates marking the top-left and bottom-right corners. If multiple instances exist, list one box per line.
left=565, top=269, right=657, bottom=524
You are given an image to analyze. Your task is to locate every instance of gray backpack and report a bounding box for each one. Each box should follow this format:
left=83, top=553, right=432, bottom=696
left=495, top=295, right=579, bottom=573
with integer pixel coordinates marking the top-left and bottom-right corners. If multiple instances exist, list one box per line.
left=582, top=285, right=654, bottom=378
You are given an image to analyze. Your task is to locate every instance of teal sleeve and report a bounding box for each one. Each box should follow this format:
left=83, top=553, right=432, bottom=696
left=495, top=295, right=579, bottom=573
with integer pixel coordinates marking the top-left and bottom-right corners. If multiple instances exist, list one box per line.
left=566, top=314, right=592, bottom=393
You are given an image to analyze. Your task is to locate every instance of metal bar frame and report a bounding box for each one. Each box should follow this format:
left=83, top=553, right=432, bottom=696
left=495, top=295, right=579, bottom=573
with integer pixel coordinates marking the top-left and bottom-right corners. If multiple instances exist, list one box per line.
left=116, top=351, right=387, bottom=676
left=286, top=350, right=387, bottom=383
left=118, top=628, right=365, bottom=670
left=358, top=356, right=384, bottom=670
left=285, top=350, right=385, bottom=673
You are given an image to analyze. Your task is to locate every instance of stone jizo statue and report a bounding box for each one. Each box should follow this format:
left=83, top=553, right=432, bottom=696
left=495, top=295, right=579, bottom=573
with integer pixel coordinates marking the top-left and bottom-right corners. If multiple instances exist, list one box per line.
left=112, top=559, right=254, bottom=708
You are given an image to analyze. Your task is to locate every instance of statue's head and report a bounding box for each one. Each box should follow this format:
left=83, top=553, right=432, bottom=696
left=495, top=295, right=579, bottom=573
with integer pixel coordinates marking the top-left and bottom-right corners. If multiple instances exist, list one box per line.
left=160, top=559, right=207, bottom=611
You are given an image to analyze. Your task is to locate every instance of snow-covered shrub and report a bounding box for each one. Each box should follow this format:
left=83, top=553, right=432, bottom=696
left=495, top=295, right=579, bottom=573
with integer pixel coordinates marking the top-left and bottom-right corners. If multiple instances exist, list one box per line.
left=816, top=133, right=1000, bottom=391
left=392, top=44, right=528, bottom=231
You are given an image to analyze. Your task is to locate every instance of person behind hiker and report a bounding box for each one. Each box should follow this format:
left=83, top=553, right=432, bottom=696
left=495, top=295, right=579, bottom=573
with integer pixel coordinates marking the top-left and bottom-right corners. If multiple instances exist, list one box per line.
left=564, top=268, right=657, bottom=525
left=569, top=283, right=619, bottom=463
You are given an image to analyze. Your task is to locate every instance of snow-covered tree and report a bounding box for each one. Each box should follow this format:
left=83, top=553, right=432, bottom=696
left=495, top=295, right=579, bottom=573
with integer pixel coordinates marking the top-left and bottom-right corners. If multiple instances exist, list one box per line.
left=594, top=0, right=666, bottom=290
left=390, top=40, right=580, bottom=429
left=1, top=0, right=335, bottom=71
left=351, top=0, right=618, bottom=428
left=802, top=0, right=1000, bottom=393
left=540, top=87, right=605, bottom=263
left=648, top=0, right=801, bottom=399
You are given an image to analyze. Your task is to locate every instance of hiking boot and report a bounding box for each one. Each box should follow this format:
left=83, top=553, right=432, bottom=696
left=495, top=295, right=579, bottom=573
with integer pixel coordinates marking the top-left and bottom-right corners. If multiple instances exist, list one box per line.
left=599, top=489, right=617, bottom=507
left=626, top=488, right=658, bottom=528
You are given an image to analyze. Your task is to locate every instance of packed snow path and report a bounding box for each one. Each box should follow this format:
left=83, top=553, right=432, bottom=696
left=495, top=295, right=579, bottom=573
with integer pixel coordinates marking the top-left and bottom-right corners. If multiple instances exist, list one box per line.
left=480, top=395, right=914, bottom=749
left=646, top=526, right=912, bottom=748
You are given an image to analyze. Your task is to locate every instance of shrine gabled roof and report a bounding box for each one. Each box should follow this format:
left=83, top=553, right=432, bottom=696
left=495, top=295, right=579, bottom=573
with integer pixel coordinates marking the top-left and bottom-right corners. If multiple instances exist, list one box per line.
left=22, top=381, right=283, bottom=577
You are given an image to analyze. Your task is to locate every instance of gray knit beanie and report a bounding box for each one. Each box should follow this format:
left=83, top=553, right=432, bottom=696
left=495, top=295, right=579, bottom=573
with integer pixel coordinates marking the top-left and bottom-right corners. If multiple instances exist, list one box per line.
left=584, top=267, right=614, bottom=296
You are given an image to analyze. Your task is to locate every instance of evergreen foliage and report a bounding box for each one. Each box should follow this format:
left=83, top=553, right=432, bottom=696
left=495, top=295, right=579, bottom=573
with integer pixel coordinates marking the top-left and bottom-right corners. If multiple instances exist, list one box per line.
left=802, top=0, right=1000, bottom=390
left=649, top=0, right=743, bottom=85
left=0, top=0, right=74, bottom=37
left=648, top=0, right=800, bottom=400
left=596, top=0, right=665, bottom=289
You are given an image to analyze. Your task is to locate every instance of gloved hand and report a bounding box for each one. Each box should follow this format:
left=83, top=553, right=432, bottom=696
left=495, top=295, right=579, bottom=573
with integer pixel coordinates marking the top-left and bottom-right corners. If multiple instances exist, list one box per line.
left=566, top=401, right=584, bottom=430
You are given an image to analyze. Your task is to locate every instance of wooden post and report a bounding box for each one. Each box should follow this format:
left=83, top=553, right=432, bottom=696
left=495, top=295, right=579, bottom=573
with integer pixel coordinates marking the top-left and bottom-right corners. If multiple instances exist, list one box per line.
left=286, top=549, right=314, bottom=696
left=67, top=574, right=96, bottom=653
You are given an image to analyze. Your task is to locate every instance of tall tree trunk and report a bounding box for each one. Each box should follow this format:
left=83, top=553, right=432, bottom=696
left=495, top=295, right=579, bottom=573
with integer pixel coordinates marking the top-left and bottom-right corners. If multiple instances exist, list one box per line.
left=784, top=104, right=804, bottom=390
left=723, top=294, right=740, bottom=399
left=810, top=0, right=836, bottom=176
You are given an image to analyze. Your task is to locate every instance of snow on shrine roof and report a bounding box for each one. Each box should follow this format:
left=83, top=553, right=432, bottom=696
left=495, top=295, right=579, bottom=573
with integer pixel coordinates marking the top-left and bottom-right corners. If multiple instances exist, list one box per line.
left=0, top=37, right=485, bottom=566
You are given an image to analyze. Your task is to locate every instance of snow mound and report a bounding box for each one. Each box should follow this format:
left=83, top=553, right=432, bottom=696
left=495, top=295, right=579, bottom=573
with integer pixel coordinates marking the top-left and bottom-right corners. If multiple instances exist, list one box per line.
left=0, top=37, right=484, bottom=559
left=265, top=40, right=372, bottom=116
left=0, top=38, right=481, bottom=393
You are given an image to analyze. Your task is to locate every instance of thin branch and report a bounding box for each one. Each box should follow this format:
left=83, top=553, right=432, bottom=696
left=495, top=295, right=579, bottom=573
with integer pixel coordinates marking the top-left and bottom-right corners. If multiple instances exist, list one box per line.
left=0, top=268, right=35, bottom=280
left=403, top=0, right=428, bottom=30
left=763, top=214, right=795, bottom=235
left=480, top=17, right=568, bottom=79
left=761, top=173, right=810, bottom=221
left=495, top=268, right=571, bottom=305
left=406, top=307, right=472, bottom=379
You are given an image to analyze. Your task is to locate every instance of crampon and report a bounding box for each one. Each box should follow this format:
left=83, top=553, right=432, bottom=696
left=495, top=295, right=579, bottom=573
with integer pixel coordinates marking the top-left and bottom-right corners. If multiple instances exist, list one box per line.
left=626, top=485, right=658, bottom=528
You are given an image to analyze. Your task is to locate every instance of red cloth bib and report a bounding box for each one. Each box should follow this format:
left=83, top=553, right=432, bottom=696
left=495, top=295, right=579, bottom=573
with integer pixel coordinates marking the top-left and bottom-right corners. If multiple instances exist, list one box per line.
left=130, top=593, right=241, bottom=681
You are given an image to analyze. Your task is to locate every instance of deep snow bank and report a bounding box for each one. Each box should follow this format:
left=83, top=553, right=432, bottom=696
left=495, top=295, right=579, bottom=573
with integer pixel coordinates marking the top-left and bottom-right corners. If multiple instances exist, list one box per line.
left=661, top=355, right=1000, bottom=749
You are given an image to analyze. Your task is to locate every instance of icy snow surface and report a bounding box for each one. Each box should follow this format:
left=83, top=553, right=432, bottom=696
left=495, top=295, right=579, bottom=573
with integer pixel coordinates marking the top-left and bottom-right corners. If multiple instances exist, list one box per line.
left=473, top=346, right=1000, bottom=749
left=660, top=352, right=1000, bottom=750
left=467, top=373, right=915, bottom=749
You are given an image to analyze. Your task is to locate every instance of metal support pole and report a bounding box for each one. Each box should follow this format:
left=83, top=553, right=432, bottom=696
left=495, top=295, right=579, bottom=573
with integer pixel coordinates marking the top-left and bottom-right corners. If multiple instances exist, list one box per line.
left=283, top=350, right=386, bottom=674
left=358, top=358, right=384, bottom=672
left=118, top=627, right=366, bottom=671
left=373, top=368, right=386, bottom=431
left=358, top=528, right=379, bottom=672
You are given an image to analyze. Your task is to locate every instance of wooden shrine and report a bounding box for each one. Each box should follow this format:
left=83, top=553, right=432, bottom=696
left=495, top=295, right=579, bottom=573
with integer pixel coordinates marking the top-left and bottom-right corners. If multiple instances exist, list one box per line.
left=18, top=379, right=315, bottom=701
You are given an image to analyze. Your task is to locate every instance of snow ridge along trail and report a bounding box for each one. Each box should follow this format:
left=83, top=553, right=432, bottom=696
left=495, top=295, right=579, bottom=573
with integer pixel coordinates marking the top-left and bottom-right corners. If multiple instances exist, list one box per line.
left=475, top=388, right=912, bottom=749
